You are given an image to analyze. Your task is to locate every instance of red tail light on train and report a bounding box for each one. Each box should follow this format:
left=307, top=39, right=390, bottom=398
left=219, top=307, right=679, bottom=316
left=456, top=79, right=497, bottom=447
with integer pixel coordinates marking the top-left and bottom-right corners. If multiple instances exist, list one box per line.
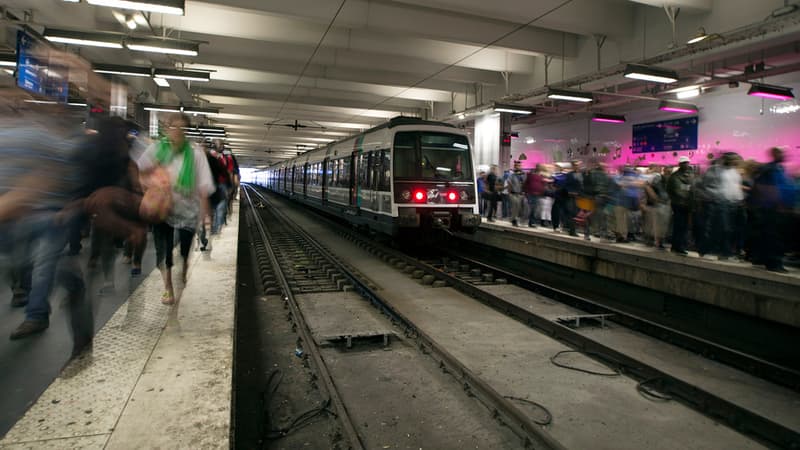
left=413, top=190, right=426, bottom=202
left=446, top=191, right=458, bottom=202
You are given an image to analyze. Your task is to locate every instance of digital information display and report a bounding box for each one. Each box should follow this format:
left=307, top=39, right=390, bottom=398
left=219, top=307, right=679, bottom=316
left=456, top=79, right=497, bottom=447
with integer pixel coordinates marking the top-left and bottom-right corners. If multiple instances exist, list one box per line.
left=16, top=30, right=69, bottom=102
left=632, top=116, right=698, bottom=154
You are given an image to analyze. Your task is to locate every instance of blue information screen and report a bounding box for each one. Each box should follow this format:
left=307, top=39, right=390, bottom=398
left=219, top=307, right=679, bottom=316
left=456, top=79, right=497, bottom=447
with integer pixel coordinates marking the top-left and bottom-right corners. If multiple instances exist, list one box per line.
left=632, top=116, right=698, bottom=154
left=16, top=30, right=69, bottom=102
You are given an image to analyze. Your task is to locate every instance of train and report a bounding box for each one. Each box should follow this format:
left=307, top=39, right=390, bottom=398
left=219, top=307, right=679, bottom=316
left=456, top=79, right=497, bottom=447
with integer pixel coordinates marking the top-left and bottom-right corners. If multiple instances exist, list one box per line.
left=252, top=116, right=482, bottom=237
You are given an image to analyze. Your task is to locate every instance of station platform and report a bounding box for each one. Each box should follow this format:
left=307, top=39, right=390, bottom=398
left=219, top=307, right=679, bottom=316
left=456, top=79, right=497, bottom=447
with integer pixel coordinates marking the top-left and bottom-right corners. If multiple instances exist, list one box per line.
left=460, top=218, right=800, bottom=328
left=0, top=205, right=238, bottom=449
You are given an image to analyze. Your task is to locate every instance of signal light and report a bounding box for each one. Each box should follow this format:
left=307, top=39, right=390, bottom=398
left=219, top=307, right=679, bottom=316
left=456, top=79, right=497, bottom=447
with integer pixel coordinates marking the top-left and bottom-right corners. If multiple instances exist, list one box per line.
left=447, top=191, right=458, bottom=202
left=413, top=190, right=426, bottom=202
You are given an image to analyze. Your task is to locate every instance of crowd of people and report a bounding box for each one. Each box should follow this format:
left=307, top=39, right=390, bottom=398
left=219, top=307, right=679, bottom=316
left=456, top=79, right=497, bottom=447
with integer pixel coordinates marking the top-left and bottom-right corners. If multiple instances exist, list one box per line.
left=478, top=149, right=798, bottom=273
left=1, top=78, right=238, bottom=359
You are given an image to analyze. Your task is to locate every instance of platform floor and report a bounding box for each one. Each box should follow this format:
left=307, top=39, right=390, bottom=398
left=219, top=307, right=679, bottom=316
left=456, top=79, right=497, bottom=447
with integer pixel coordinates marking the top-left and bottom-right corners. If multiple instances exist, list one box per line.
left=0, top=204, right=238, bottom=449
left=480, top=216, right=800, bottom=278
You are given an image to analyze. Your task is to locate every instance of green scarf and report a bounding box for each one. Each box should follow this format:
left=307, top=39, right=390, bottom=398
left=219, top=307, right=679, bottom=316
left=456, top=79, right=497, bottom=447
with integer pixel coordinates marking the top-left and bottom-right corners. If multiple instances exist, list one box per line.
left=156, top=137, right=195, bottom=195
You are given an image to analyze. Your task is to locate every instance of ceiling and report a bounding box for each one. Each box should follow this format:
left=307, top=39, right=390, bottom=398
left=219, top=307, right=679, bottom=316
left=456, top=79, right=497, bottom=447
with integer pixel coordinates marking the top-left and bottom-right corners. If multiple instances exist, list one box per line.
left=0, top=0, right=798, bottom=167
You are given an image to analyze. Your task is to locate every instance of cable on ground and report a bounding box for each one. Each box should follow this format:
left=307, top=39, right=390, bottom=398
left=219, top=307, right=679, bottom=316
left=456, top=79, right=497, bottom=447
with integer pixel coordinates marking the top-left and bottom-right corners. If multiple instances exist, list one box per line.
left=550, top=350, right=621, bottom=377
left=261, top=369, right=337, bottom=446
left=503, top=396, right=553, bottom=426
left=636, top=377, right=673, bottom=402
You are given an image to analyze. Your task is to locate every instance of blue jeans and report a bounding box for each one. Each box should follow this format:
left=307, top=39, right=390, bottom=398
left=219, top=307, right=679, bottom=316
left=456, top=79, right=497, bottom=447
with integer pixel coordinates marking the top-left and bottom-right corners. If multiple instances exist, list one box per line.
left=26, top=217, right=69, bottom=322
left=212, top=185, right=228, bottom=234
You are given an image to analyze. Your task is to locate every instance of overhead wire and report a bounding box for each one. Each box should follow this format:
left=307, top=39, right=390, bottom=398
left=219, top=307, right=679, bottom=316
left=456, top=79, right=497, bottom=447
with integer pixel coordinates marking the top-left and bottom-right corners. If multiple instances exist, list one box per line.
left=340, top=0, right=574, bottom=126
left=259, top=0, right=348, bottom=147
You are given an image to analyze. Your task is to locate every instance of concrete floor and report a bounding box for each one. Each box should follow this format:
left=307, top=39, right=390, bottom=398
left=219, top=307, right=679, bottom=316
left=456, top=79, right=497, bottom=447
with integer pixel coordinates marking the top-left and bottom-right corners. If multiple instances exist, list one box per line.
left=0, top=205, right=238, bottom=448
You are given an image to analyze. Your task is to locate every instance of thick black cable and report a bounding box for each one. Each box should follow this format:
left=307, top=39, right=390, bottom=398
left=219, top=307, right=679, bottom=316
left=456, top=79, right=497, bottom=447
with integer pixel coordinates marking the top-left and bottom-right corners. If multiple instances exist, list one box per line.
left=550, top=350, right=621, bottom=377
left=503, top=396, right=553, bottom=426
left=636, top=377, right=673, bottom=402
left=341, top=0, right=574, bottom=124
left=261, top=0, right=348, bottom=145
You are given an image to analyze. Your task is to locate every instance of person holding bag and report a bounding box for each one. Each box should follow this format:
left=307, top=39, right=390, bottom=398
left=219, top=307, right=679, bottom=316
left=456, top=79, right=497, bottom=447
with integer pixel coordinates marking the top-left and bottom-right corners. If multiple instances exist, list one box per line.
left=136, top=113, right=215, bottom=305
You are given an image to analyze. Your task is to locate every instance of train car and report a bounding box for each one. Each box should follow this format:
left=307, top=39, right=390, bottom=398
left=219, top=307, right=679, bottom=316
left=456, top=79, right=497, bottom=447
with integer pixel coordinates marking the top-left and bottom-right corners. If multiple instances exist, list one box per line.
left=260, top=116, right=481, bottom=236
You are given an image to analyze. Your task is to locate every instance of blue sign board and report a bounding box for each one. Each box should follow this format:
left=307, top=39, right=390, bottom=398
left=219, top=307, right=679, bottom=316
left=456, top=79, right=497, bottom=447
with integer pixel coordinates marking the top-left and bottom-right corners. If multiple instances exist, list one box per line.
left=16, top=30, right=69, bottom=102
left=632, top=116, right=698, bottom=154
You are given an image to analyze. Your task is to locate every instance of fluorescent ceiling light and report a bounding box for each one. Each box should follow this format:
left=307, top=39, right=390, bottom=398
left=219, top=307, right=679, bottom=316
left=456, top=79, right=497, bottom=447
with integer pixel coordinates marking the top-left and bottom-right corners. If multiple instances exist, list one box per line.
left=24, top=99, right=58, bottom=105
left=547, top=88, right=593, bottom=103
left=747, top=83, right=795, bottom=101
left=154, top=68, right=209, bottom=82
left=153, top=77, right=169, bottom=87
left=687, top=27, right=709, bottom=44
left=457, top=113, right=465, bottom=120
left=94, top=64, right=151, bottom=77
left=126, top=38, right=198, bottom=56
left=494, top=108, right=533, bottom=115
left=624, top=64, right=679, bottom=84
left=198, top=126, right=225, bottom=133
left=143, top=104, right=181, bottom=113
left=68, top=102, right=88, bottom=107
left=676, top=88, right=700, bottom=99
left=86, top=0, right=184, bottom=15
left=3, top=69, right=15, bottom=75
left=591, top=113, right=626, bottom=124
left=0, top=54, right=15, bottom=67
left=183, top=107, right=219, bottom=115
left=44, top=28, right=124, bottom=48
left=659, top=100, right=698, bottom=114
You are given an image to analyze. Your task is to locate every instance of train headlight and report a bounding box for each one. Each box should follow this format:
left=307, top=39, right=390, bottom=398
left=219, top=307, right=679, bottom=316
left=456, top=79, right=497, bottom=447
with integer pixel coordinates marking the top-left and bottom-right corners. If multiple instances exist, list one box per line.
left=401, top=190, right=411, bottom=201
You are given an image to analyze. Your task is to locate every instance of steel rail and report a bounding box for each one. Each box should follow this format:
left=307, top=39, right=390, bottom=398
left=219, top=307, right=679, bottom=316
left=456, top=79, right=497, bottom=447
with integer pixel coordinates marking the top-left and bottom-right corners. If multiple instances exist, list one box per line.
left=246, top=186, right=566, bottom=450
left=242, top=186, right=365, bottom=450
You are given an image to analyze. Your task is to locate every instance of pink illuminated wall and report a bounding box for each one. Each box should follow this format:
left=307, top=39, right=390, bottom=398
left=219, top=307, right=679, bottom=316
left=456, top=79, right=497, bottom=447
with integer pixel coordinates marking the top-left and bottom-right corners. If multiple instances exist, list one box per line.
left=511, top=78, right=800, bottom=174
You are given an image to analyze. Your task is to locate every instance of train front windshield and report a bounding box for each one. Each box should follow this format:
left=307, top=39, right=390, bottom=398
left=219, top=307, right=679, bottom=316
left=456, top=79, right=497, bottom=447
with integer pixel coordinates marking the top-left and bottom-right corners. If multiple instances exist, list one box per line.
left=393, top=131, right=473, bottom=181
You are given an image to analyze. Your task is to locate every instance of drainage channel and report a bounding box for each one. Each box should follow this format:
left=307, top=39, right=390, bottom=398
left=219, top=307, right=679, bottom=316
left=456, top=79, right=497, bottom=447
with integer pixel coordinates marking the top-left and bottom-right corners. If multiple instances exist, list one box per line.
left=245, top=186, right=565, bottom=450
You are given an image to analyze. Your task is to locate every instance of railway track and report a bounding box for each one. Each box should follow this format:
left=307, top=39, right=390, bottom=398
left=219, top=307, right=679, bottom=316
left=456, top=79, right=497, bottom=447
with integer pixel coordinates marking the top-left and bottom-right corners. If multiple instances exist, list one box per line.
left=242, top=185, right=799, bottom=449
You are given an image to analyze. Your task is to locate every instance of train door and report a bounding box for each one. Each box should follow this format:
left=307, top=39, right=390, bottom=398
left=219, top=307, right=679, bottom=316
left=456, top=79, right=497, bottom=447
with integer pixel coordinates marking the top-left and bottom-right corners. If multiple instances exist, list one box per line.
left=349, top=151, right=358, bottom=206
left=368, top=151, right=379, bottom=210
left=303, top=163, right=309, bottom=197
left=322, top=158, right=329, bottom=202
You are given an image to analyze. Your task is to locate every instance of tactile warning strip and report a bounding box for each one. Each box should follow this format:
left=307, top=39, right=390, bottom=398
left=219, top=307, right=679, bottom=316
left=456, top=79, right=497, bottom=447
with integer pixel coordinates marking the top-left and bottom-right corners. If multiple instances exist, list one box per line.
left=0, top=268, right=172, bottom=447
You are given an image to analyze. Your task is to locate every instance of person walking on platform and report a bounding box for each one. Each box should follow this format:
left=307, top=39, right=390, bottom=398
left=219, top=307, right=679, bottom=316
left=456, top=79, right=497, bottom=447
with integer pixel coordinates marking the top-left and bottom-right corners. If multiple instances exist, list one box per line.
left=550, top=165, right=567, bottom=232
left=749, top=148, right=796, bottom=273
left=485, top=165, right=501, bottom=222
left=476, top=171, right=486, bottom=216
left=136, top=113, right=215, bottom=305
left=563, top=160, right=584, bottom=237
left=506, top=161, right=526, bottom=226
left=667, top=156, right=694, bottom=255
left=524, top=164, right=545, bottom=227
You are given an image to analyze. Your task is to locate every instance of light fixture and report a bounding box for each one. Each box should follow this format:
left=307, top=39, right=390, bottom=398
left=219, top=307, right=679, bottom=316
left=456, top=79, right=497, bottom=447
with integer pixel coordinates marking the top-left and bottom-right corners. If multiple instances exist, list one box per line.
left=153, top=68, right=209, bottom=82
left=198, top=126, right=226, bottom=133
left=591, top=113, right=626, bottom=123
left=183, top=106, right=219, bottom=116
left=44, top=28, right=124, bottom=49
left=493, top=103, right=534, bottom=115
left=676, top=88, right=700, bottom=99
left=153, top=77, right=170, bottom=87
left=93, top=64, right=151, bottom=77
left=624, top=64, right=679, bottom=84
left=86, top=0, right=184, bottom=15
left=0, top=54, right=15, bottom=67
left=747, top=83, right=795, bottom=101
left=546, top=88, right=593, bottom=103
left=62, top=0, right=80, bottom=3
left=687, top=27, right=709, bottom=44
left=659, top=100, right=698, bottom=114
left=125, top=38, right=198, bottom=56
left=457, top=113, right=465, bottom=120
left=143, top=104, right=181, bottom=113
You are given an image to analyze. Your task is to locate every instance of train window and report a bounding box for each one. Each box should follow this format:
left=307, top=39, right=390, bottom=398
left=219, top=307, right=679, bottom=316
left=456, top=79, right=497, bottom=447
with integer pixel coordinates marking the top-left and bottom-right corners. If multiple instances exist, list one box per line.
left=340, top=159, right=350, bottom=186
left=358, top=153, right=369, bottom=189
left=393, top=131, right=472, bottom=181
left=379, top=150, right=390, bottom=191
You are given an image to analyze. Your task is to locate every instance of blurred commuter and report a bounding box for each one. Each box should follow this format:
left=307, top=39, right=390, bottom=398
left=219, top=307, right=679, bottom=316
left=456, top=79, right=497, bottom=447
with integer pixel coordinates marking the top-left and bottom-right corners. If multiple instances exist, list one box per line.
left=644, top=164, right=670, bottom=249
left=524, top=164, right=545, bottom=227
left=702, top=153, right=744, bottom=259
left=477, top=171, right=486, bottom=215
left=563, top=160, right=583, bottom=236
left=0, top=90, right=91, bottom=346
left=506, top=161, right=525, bottom=226
left=584, top=161, right=611, bottom=240
left=550, top=165, right=567, bottom=231
left=749, top=148, right=796, bottom=272
left=614, top=166, right=642, bottom=243
left=667, top=157, right=694, bottom=255
left=485, top=165, right=501, bottom=222
left=137, top=113, right=214, bottom=304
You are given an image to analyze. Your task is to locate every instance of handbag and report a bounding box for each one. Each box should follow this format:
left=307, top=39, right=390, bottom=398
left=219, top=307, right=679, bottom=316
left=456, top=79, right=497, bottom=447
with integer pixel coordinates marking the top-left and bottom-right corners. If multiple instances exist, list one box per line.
left=138, top=166, right=173, bottom=223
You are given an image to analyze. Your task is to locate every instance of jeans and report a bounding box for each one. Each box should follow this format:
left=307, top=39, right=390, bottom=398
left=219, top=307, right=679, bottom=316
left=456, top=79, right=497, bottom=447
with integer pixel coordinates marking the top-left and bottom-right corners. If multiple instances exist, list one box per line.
left=527, top=195, right=540, bottom=226
left=671, top=204, right=690, bottom=252
left=212, top=186, right=228, bottom=234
